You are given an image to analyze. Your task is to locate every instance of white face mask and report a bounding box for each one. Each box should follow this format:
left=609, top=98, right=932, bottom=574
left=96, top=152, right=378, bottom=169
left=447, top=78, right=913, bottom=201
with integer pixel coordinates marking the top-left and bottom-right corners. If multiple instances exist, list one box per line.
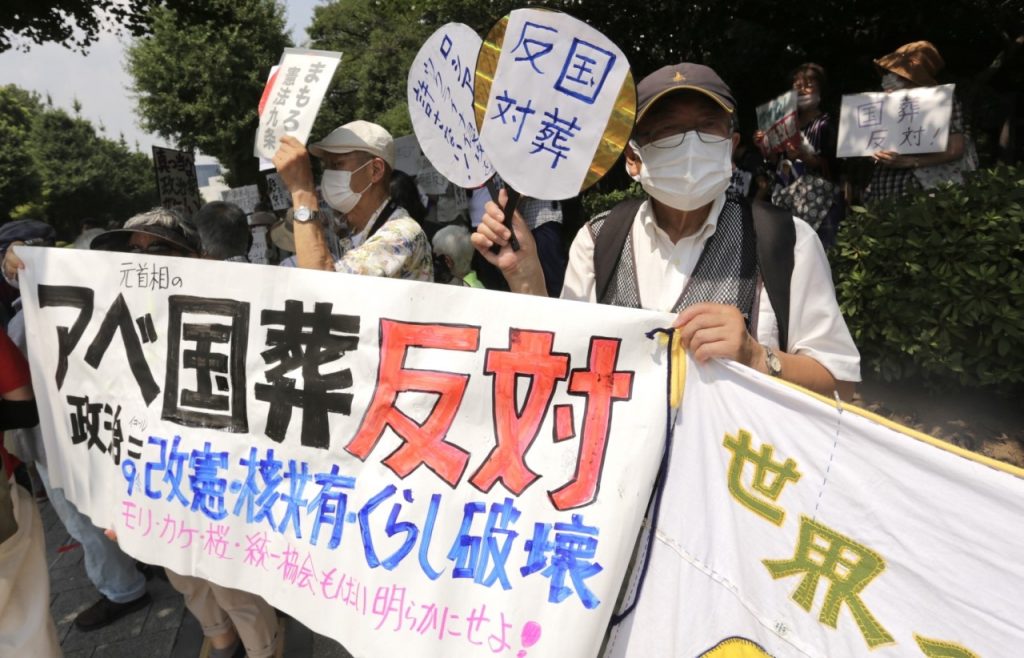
left=322, top=159, right=373, bottom=213
left=881, top=72, right=910, bottom=91
left=797, top=92, right=820, bottom=109
left=630, top=133, right=733, bottom=211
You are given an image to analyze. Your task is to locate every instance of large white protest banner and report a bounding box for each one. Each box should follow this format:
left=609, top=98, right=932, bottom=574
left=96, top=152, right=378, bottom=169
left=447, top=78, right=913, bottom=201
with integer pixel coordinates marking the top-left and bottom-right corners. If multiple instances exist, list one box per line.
left=255, top=48, right=342, bottom=160
left=607, top=356, right=1024, bottom=658
left=756, top=90, right=799, bottom=154
left=221, top=184, right=260, bottom=215
left=408, top=24, right=494, bottom=187
left=18, top=247, right=669, bottom=658
left=837, top=84, right=955, bottom=158
left=152, top=146, right=202, bottom=217
left=475, top=9, right=634, bottom=200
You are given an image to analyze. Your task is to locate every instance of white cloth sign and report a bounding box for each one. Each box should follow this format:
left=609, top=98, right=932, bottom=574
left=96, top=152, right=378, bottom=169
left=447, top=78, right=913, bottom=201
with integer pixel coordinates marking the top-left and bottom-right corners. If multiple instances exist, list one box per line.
left=479, top=9, right=630, bottom=200
left=152, top=146, right=202, bottom=217
left=756, top=90, right=799, bottom=153
left=837, top=84, right=954, bottom=158
left=18, top=247, right=669, bottom=658
left=221, top=184, right=260, bottom=215
left=254, top=49, right=342, bottom=160
left=607, top=355, right=1024, bottom=658
left=408, top=24, right=494, bottom=187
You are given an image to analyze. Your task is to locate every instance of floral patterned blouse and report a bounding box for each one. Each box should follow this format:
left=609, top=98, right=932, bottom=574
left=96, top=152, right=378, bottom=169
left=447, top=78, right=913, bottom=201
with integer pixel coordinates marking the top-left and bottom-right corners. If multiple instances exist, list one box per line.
left=334, top=203, right=433, bottom=282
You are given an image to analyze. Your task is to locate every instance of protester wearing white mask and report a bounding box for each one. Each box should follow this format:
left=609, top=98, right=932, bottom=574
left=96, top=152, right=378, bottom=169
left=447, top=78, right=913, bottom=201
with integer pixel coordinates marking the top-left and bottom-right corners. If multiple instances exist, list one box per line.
left=473, top=63, right=859, bottom=399
left=864, top=41, right=977, bottom=203
left=272, top=120, right=433, bottom=281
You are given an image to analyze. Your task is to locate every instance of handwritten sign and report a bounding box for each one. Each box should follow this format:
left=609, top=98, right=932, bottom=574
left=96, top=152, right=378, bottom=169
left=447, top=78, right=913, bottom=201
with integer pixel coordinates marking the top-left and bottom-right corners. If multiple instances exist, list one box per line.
left=475, top=9, right=635, bottom=200
left=254, top=48, right=342, bottom=160
left=607, top=355, right=1024, bottom=657
left=393, top=135, right=424, bottom=176
left=18, top=247, right=669, bottom=658
left=249, top=226, right=268, bottom=264
left=755, top=90, right=799, bottom=153
left=221, top=184, right=260, bottom=215
left=837, top=84, right=954, bottom=158
left=265, top=173, right=292, bottom=211
left=416, top=160, right=450, bottom=196
left=408, top=24, right=494, bottom=187
left=152, top=146, right=202, bottom=218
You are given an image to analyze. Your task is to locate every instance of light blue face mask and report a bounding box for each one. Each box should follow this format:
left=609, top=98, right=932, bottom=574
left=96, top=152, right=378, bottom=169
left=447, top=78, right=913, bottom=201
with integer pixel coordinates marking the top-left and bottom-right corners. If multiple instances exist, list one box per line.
left=881, top=72, right=911, bottom=91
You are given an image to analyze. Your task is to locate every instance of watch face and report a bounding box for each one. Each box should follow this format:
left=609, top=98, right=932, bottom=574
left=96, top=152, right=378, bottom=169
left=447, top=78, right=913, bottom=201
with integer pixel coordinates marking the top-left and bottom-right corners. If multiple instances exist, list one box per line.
left=295, top=207, right=312, bottom=222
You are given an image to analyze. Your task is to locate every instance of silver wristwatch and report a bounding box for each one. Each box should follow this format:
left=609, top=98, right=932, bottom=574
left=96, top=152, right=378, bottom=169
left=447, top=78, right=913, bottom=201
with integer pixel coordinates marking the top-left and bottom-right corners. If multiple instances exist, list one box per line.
left=763, top=345, right=782, bottom=377
left=293, top=206, right=319, bottom=223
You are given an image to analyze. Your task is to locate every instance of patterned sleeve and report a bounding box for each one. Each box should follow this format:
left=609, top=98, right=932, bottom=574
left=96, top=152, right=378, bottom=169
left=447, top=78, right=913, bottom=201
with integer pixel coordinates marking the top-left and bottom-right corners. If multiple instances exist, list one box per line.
left=334, top=217, right=433, bottom=281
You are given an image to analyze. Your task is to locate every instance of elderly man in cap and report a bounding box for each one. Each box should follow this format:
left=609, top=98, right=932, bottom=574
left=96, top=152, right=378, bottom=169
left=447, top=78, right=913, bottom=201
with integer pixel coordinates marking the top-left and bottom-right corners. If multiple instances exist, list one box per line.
left=474, top=63, right=860, bottom=398
left=272, top=120, right=433, bottom=280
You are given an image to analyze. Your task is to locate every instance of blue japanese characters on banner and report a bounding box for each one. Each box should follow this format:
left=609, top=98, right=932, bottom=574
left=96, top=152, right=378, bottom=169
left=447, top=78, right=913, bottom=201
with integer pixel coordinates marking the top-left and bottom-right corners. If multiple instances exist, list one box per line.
left=408, top=24, right=494, bottom=187
left=478, top=9, right=631, bottom=200
left=19, top=248, right=668, bottom=658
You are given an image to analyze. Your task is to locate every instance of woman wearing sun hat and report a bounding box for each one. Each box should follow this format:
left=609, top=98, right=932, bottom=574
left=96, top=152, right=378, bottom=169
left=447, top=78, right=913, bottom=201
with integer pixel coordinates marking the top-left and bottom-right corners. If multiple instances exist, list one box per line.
left=863, top=40, right=978, bottom=203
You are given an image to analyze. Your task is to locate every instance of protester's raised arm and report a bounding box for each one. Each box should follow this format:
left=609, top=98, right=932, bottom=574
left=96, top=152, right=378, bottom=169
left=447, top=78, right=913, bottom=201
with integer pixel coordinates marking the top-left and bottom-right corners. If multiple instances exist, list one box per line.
left=470, top=188, right=547, bottom=297
left=272, top=136, right=335, bottom=272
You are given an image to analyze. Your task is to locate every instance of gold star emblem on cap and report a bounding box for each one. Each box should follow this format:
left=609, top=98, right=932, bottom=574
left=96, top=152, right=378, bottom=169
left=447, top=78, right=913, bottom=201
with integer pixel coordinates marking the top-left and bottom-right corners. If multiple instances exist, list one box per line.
left=673, top=71, right=685, bottom=81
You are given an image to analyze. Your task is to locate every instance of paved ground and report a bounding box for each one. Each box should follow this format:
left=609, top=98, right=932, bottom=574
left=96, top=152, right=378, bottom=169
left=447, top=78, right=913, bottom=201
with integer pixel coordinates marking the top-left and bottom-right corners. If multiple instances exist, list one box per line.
left=40, top=499, right=355, bottom=658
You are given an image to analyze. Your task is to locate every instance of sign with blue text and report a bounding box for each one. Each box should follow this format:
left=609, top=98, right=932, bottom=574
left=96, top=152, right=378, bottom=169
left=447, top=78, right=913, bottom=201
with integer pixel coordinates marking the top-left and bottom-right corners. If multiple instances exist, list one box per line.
left=18, top=247, right=669, bottom=658
left=408, top=24, right=494, bottom=188
left=475, top=9, right=635, bottom=200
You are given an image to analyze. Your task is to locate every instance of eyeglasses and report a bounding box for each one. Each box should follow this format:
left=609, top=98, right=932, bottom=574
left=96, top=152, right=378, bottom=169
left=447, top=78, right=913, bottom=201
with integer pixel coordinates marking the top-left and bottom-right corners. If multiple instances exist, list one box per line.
left=630, top=129, right=730, bottom=150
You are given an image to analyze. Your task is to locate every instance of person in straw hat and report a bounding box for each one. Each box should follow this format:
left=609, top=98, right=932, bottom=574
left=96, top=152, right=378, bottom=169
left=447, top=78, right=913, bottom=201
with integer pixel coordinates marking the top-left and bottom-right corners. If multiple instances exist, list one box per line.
left=863, top=41, right=978, bottom=202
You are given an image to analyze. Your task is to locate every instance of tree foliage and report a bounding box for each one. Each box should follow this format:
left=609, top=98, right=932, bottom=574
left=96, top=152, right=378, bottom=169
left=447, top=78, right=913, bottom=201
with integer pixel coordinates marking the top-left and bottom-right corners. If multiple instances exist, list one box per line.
left=0, top=85, right=157, bottom=237
left=125, top=0, right=291, bottom=185
left=305, top=0, right=1022, bottom=149
left=832, top=166, right=1024, bottom=390
left=0, top=85, right=42, bottom=219
left=0, top=1, right=246, bottom=53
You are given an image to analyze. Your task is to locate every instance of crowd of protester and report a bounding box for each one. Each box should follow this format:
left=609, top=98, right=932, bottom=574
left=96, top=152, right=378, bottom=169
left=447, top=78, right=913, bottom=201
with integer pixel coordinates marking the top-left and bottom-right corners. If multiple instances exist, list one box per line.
left=0, top=38, right=991, bottom=656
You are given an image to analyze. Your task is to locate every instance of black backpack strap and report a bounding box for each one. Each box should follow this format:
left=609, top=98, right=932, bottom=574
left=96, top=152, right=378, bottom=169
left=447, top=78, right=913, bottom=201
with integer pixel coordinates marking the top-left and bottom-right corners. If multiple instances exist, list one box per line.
left=593, top=197, right=645, bottom=303
left=366, top=198, right=400, bottom=239
left=747, top=199, right=796, bottom=352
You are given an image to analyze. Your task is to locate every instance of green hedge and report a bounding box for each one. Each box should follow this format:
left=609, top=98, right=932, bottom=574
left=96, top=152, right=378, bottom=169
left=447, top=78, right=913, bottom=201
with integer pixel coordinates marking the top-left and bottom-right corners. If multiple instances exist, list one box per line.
left=832, top=165, right=1024, bottom=389
left=580, top=182, right=644, bottom=220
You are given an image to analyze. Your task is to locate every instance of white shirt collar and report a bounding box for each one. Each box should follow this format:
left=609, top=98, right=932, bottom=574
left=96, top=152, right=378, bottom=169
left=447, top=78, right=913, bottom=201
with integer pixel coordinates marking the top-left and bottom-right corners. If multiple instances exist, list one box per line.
left=641, top=191, right=727, bottom=250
